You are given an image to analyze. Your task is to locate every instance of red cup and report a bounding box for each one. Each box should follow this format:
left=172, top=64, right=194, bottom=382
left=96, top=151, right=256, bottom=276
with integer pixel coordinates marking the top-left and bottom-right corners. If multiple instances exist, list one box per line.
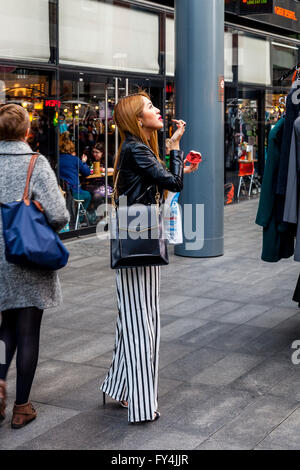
left=186, top=151, right=202, bottom=164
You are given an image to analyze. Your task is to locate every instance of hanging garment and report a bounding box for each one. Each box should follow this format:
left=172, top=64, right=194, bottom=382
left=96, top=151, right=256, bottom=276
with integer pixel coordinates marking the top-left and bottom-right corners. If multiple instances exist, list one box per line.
left=283, top=116, right=300, bottom=261
left=276, top=81, right=300, bottom=196
left=276, top=82, right=300, bottom=226
left=292, top=274, right=300, bottom=303
left=256, top=117, right=295, bottom=262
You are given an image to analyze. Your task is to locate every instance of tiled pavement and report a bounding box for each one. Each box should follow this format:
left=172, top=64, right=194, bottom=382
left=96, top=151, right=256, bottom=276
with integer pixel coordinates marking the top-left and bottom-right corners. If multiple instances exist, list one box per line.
left=2, top=198, right=300, bottom=449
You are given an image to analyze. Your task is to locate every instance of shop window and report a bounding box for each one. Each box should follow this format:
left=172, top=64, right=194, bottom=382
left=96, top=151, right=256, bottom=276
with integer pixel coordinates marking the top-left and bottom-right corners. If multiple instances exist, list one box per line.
left=0, top=0, right=54, bottom=62
left=238, top=34, right=271, bottom=86
left=166, top=17, right=175, bottom=76
left=0, top=68, right=57, bottom=169
left=166, top=20, right=234, bottom=80
left=272, top=41, right=299, bottom=85
left=59, top=0, right=160, bottom=74
left=225, top=31, right=234, bottom=82
left=58, top=74, right=164, bottom=233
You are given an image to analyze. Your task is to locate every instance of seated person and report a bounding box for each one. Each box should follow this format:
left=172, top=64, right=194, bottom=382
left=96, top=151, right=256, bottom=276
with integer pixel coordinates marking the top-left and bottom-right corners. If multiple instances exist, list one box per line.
left=87, top=143, right=114, bottom=209
left=59, top=132, right=91, bottom=212
left=91, top=143, right=114, bottom=170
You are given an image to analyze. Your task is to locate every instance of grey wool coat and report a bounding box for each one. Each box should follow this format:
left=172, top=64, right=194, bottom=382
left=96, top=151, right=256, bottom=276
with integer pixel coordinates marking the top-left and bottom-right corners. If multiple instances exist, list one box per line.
left=284, top=116, right=300, bottom=262
left=0, top=140, right=70, bottom=311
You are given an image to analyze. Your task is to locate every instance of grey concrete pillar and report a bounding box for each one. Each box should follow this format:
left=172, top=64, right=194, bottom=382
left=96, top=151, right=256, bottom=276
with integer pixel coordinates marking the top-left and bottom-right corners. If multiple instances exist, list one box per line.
left=174, top=0, right=224, bottom=258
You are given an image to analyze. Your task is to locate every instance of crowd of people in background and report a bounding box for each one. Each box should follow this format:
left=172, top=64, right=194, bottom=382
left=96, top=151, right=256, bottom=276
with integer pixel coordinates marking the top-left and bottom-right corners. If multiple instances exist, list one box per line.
left=58, top=130, right=115, bottom=227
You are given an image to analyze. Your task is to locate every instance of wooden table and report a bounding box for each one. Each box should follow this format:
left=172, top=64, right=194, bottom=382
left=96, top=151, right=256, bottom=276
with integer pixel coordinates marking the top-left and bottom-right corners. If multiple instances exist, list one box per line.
left=86, top=170, right=114, bottom=179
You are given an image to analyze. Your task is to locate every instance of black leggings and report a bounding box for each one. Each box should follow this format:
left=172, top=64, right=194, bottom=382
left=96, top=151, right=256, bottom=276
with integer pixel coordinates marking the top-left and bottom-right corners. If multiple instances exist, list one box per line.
left=0, top=307, right=43, bottom=405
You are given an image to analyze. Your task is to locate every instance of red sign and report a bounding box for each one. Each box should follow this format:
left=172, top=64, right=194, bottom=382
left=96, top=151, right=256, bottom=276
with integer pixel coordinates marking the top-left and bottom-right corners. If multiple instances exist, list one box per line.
left=45, top=99, right=61, bottom=107
left=218, top=76, right=224, bottom=103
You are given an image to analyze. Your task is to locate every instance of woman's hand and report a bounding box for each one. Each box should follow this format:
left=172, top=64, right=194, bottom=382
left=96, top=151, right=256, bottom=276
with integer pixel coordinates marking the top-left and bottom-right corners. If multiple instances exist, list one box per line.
left=81, top=154, right=88, bottom=163
left=184, top=160, right=199, bottom=174
left=169, top=119, right=186, bottom=150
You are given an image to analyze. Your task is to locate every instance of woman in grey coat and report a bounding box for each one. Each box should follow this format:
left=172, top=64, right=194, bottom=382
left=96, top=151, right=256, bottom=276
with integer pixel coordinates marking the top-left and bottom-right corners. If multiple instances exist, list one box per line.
left=0, top=104, right=69, bottom=429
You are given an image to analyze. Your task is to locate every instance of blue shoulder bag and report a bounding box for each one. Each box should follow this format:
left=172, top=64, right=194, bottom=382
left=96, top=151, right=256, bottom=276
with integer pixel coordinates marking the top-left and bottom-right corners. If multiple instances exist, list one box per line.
left=1, top=154, right=69, bottom=270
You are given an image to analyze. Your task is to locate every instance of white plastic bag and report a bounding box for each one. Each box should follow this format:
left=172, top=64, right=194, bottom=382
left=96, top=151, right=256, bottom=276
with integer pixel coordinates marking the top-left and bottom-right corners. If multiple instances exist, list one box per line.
left=163, top=192, right=183, bottom=245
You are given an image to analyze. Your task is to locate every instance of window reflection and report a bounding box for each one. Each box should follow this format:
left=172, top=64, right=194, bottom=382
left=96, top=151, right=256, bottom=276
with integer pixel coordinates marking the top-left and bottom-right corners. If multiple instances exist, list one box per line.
left=0, top=67, right=57, bottom=170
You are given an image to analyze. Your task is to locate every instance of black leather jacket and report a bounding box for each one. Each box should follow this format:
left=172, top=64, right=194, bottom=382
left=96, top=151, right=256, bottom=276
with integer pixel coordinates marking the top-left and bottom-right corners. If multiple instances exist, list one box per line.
left=116, top=134, right=184, bottom=206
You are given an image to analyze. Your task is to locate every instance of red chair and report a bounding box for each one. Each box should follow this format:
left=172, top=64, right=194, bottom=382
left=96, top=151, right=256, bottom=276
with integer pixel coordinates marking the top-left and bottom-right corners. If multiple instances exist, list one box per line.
left=237, top=161, right=255, bottom=199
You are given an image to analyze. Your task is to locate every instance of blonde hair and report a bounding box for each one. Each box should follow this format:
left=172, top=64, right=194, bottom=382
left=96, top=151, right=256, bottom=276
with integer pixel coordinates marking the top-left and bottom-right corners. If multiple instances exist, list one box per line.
left=113, top=91, right=161, bottom=183
left=0, top=104, right=30, bottom=141
left=59, top=131, right=75, bottom=154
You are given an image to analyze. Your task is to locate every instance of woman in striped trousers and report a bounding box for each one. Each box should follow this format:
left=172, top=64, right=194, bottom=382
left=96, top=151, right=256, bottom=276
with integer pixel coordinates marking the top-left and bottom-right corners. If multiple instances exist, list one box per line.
left=100, top=91, right=189, bottom=423
left=101, top=266, right=160, bottom=423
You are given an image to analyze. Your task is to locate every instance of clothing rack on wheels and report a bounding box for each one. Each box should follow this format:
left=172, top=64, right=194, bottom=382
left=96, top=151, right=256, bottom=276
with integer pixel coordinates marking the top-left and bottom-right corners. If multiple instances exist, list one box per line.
left=256, top=64, right=300, bottom=307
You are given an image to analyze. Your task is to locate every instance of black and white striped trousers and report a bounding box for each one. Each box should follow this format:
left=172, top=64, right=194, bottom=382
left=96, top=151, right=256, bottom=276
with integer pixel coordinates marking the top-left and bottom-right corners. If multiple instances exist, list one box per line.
left=100, top=266, right=161, bottom=423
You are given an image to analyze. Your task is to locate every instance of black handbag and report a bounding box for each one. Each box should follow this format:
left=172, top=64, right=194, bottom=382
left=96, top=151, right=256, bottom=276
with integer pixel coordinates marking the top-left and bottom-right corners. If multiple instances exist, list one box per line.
left=110, top=159, right=168, bottom=270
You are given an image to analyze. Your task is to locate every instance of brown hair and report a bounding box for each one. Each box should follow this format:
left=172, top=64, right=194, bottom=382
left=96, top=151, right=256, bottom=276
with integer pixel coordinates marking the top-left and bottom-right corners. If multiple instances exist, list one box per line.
left=113, top=91, right=161, bottom=183
left=93, top=143, right=104, bottom=154
left=0, top=104, right=30, bottom=141
left=59, top=131, right=75, bottom=154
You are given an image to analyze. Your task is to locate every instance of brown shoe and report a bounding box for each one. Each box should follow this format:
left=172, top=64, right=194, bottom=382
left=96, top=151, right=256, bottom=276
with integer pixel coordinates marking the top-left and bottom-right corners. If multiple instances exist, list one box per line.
left=0, top=380, right=6, bottom=422
left=11, top=402, right=37, bottom=429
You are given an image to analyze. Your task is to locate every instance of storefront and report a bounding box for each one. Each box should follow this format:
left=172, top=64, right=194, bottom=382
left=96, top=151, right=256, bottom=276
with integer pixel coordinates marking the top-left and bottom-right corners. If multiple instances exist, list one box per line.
left=0, top=0, right=171, bottom=237
left=165, top=0, right=300, bottom=201
left=2, top=1, right=300, bottom=239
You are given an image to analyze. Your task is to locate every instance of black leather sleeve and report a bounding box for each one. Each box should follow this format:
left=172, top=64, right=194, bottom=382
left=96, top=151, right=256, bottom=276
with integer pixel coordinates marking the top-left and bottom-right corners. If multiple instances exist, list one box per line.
left=130, top=142, right=184, bottom=192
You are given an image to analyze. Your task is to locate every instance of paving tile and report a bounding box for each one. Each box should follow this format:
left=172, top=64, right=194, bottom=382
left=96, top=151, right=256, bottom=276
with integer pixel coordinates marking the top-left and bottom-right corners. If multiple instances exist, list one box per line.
left=39, top=326, right=115, bottom=363
left=21, top=360, right=102, bottom=403
left=14, top=413, right=123, bottom=450
left=269, top=367, right=300, bottom=401
left=246, top=307, right=299, bottom=329
left=159, top=341, right=198, bottom=370
left=160, top=383, right=258, bottom=436
left=210, top=392, right=300, bottom=449
left=206, top=323, right=267, bottom=353
left=254, top=442, right=296, bottom=450
left=0, top=402, right=79, bottom=450
left=161, top=280, right=222, bottom=298
left=159, top=294, right=192, bottom=312
left=164, top=297, right=218, bottom=317
left=189, top=300, right=243, bottom=321
left=160, top=347, right=228, bottom=382
left=252, top=406, right=300, bottom=450
left=14, top=408, right=205, bottom=450
left=43, top=307, right=118, bottom=331
left=161, top=317, right=208, bottom=341
left=177, top=321, right=237, bottom=347
left=237, top=330, right=295, bottom=356
left=217, top=303, right=272, bottom=324
left=190, top=352, right=265, bottom=386
left=231, top=355, right=297, bottom=395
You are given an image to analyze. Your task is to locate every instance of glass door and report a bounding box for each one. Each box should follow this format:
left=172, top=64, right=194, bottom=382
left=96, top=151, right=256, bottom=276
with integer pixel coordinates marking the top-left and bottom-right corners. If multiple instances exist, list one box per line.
left=59, top=73, right=128, bottom=232
left=59, top=72, right=165, bottom=233
left=225, top=87, right=264, bottom=199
